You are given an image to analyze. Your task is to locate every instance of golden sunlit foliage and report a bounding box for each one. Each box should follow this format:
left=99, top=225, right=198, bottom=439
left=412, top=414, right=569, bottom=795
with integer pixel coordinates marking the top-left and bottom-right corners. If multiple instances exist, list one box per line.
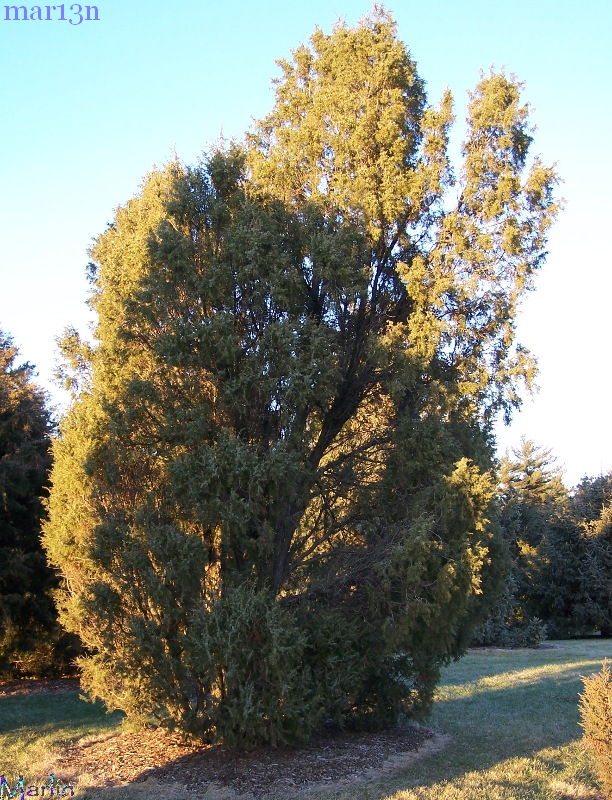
left=44, top=9, right=557, bottom=746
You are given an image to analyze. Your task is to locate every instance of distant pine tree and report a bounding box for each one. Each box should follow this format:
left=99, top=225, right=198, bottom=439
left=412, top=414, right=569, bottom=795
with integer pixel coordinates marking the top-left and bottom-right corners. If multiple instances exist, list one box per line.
left=583, top=502, right=612, bottom=637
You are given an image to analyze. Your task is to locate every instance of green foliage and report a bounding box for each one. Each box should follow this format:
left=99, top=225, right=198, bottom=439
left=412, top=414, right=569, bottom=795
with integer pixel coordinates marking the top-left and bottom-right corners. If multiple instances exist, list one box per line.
left=579, top=660, right=612, bottom=799
left=529, top=517, right=591, bottom=638
left=472, top=570, right=547, bottom=647
left=471, top=439, right=564, bottom=647
left=526, top=477, right=611, bottom=639
left=499, top=439, right=568, bottom=548
left=44, top=10, right=557, bottom=746
left=479, top=442, right=612, bottom=642
left=582, top=503, right=612, bottom=637
left=0, top=332, right=72, bottom=676
left=572, top=473, right=612, bottom=523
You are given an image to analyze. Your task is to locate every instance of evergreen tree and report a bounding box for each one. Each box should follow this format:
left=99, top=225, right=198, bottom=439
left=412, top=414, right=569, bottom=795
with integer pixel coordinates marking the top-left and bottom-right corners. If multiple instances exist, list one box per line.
left=472, top=440, right=563, bottom=646
left=541, top=496, right=611, bottom=638
left=571, top=473, right=612, bottom=523
left=518, top=467, right=611, bottom=639
left=528, top=515, right=590, bottom=637
left=585, top=504, right=612, bottom=636
left=499, top=439, right=568, bottom=545
left=476, top=453, right=611, bottom=643
left=0, top=331, right=56, bottom=675
left=570, top=474, right=612, bottom=635
left=44, top=10, right=557, bottom=745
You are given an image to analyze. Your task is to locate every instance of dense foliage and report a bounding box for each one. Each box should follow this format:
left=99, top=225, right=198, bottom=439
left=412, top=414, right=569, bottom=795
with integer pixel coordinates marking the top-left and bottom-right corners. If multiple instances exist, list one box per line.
left=533, top=479, right=612, bottom=638
left=0, top=332, right=60, bottom=676
left=474, top=441, right=612, bottom=645
left=44, top=11, right=557, bottom=745
left=472, top=440, right=561, bottom=646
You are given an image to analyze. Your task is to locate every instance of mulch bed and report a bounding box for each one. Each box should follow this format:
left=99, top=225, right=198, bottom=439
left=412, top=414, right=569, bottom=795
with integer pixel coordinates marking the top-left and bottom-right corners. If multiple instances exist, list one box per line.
left=54, top=724, right=436, bottom=798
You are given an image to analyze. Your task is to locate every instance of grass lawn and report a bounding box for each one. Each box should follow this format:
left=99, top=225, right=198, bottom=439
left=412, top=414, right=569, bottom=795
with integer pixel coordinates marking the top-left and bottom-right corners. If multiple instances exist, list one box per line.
left=0, top=639, right=609, bottom=799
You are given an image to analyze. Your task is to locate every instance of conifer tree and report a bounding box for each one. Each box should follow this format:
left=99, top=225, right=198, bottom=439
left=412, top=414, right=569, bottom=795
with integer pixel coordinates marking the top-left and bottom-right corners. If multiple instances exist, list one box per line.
left=44, top=10, right=557, bottom=744
left=500, top=459, right=612, bottom=640
left=472, top=440, right=563, bottom=646
left=500, top=439, right=568, bottom=543
left=571, top=474, right=612, bottom=635
left=533, top=494, right=612, bottom=638
left=586, top=504, right=612, bottom=636
left=0, top=332, right=56, bottom=675
left=572, top=473, right=612, bottom=523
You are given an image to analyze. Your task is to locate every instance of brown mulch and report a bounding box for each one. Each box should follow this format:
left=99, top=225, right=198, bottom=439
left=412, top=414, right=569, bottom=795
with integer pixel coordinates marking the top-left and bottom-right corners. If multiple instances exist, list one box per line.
left=52, top=724, right=439, bottom=798
left=0, top=678, right=80, bottom=697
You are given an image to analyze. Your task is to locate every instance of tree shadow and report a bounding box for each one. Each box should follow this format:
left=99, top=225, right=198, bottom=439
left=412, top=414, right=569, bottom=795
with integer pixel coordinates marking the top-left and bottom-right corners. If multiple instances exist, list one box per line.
left=0, top=690, right=117, bottom=735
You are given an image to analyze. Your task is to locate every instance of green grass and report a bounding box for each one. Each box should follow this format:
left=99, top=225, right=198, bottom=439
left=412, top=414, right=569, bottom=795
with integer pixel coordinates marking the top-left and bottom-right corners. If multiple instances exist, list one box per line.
left=1, top=640, right=610, bottom=799
left=302, top=640, right=610, bottom=800
left=0, top=692, right=121, bottom=788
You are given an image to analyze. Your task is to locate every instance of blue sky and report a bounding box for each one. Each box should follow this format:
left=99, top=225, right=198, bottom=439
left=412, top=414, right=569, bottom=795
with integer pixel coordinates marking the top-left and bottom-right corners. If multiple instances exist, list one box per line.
left=1, top=0, right=610, bottom=485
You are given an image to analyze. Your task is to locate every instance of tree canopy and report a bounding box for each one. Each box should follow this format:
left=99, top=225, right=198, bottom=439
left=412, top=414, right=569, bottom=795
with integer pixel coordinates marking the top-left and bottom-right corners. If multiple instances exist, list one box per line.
left=44, top=10, right=558, bottom=745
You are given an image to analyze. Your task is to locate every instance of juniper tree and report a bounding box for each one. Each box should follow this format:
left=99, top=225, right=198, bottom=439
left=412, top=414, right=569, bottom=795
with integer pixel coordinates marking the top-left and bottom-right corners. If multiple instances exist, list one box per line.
left=44, top=10, right=557, bottom=745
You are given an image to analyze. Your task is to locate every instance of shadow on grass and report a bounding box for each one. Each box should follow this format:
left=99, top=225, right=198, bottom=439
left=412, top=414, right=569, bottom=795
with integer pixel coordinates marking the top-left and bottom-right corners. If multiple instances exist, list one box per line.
left=66, top=689, right=585, bottom=800
left=440, top=658, right=606, bottom=698
left=0, top=691, right=116, bottom=733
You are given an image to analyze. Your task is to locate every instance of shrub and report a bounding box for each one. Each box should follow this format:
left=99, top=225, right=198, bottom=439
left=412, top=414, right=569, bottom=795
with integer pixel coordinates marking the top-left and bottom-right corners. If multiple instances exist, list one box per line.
left=579, top=660, right=612, bottom=799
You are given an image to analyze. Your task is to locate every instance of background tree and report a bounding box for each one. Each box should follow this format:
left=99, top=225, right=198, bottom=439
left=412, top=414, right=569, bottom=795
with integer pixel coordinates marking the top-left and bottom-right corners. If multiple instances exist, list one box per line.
left=471, top=440, right=564, bottom=646
left=499, top=439, right=568, bottom=545
left=44, top=10, right=557, bottom=745
left=0, top=331, right=61, bottom=675
left=532, top=476, right=612, bottom=638
left=573, top=474, right=612, bottom=635
left=475, top=448, right=612, bottom=643
left=571, top=473, right=612, bottom=524
left=585, top=503, right=612, bottom=636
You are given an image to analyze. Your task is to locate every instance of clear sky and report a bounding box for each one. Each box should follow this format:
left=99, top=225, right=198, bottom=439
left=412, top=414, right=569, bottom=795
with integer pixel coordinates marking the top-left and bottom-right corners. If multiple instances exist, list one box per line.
left=1, top=0, right=610, bottom=487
